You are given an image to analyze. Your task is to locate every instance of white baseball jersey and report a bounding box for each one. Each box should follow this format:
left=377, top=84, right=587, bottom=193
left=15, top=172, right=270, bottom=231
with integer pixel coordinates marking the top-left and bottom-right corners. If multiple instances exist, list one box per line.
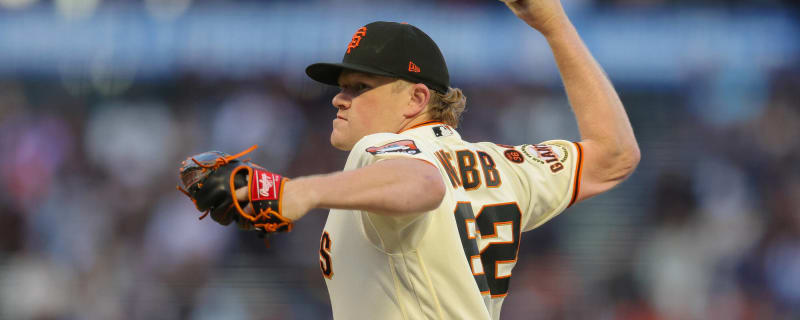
left=318, top=121, right=583, bottom=319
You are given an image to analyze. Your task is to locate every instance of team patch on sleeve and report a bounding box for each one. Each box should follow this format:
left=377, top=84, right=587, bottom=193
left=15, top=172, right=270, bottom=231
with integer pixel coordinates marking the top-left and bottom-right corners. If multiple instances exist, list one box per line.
left=366, top=139, right=421, bottom=155
left=521, top=144, right=569, bottom=173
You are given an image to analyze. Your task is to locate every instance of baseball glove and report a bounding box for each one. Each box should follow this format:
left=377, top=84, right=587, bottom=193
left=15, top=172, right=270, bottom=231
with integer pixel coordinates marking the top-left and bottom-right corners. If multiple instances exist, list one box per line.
left=177, top=145, right=293, bottom=234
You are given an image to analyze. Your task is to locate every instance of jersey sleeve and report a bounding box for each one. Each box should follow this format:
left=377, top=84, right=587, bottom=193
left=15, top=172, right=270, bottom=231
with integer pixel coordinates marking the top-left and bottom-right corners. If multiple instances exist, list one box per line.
left=512, top=140, right=584, bottom=232
left=348, top=133, right=440, bottom=253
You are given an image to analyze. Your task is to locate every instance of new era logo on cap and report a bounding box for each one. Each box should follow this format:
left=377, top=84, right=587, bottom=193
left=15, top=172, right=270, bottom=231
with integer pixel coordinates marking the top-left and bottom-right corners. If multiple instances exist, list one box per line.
left=409, top=61, right=420, bottom=73
left=306, top=21, right=450, bottom=93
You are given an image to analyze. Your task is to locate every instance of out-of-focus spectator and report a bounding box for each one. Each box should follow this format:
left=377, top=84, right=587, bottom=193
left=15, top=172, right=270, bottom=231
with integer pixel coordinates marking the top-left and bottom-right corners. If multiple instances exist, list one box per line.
left=0, top=2, right=798, bottom=319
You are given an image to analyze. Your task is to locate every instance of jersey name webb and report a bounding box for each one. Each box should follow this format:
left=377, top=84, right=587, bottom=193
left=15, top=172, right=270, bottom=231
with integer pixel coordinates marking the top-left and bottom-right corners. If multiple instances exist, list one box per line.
left=434, top=149, right=502, bottom=190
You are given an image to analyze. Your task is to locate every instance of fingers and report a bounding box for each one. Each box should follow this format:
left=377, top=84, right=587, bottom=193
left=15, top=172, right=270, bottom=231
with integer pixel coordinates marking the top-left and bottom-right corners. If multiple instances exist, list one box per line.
left=233, top=186, right=254, bottom=228
left=236, top=188, right=253, bottom=215
left=235, top=202, right=257, bottom=230
left=235, top=186, right=249, bottom=202
left=234, top=172, right=253, bottom=201
left=500, top=0, right=525, bottom=8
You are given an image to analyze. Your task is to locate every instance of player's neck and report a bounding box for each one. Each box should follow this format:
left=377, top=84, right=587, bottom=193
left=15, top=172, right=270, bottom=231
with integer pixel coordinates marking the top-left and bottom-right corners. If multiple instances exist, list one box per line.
left=397, top=117, right=443, bottom=134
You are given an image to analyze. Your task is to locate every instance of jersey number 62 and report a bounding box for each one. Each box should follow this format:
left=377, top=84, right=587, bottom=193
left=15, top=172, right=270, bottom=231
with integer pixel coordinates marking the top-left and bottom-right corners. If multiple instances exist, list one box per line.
left=453, top=202, right=522, bottom=298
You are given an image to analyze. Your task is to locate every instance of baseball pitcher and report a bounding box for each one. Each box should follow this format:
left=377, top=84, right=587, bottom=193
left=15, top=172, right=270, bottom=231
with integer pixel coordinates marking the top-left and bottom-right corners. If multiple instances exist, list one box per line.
left=178, top=1, right=639, bottom=319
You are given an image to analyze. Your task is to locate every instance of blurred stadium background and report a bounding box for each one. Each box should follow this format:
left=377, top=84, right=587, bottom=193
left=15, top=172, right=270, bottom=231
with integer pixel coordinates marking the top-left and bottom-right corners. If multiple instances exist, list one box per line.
left=0, top=0, right=798, bottom=319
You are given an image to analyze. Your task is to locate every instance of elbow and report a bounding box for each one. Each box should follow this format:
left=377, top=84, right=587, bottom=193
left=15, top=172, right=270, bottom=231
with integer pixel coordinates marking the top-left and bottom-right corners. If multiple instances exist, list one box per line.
left=631, top=145, right=641, bottom=168
left=418, top=168, right=446, bottom=212
left=628, top=142, right=641, bottom=173
left=577, top=141, right=640, bottom=201
left=616, top=143, right=641, bottom=180
left=598, top=142, right=640, bottom=183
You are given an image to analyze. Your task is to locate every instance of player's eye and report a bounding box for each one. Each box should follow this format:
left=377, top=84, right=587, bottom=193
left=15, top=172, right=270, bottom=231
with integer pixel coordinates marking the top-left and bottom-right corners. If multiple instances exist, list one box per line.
left=353, top=83, right=371, bottom=92
left=339, top=83, right=371, bottom=95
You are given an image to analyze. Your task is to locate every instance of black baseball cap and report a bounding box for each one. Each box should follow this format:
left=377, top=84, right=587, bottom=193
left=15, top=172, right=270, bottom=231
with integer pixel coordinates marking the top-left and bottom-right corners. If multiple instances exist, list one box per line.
left=306, top=21, right=450, bottom=93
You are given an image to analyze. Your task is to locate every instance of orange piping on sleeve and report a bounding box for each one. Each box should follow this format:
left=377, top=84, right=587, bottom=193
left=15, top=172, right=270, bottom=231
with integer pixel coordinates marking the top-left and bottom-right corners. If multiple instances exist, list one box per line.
left=568, top=142, right=584, bottom=208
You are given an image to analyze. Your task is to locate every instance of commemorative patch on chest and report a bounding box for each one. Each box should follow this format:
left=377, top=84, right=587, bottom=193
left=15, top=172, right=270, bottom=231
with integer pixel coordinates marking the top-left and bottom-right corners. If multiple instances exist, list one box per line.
left=521, top=144, right=569, bottom=173
left=366, top=139, right=421, bottom=155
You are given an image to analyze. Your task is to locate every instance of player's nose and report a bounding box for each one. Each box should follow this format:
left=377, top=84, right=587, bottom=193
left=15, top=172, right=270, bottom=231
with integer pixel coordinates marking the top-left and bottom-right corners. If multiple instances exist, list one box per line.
left=332, top=92, right=350, bottom=110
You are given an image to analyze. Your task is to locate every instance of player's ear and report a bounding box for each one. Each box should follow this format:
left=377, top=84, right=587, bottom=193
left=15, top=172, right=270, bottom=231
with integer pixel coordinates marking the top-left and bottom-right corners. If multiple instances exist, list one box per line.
left=403, top=82, right=431, bottom=118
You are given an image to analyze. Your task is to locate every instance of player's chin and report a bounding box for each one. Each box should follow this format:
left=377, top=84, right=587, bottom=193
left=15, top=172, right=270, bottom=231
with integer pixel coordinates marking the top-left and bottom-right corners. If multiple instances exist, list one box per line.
left=330, top=131, right=354, bottom=151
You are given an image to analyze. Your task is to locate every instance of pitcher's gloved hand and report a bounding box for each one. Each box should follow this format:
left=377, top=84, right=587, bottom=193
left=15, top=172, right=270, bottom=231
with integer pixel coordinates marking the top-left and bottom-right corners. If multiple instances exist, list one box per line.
left=177, top=145, right=293, bottom=234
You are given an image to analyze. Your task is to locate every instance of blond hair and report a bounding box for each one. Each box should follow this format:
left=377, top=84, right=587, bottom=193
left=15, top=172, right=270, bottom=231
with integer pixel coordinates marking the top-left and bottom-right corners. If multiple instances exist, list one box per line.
left=393, top=80, right=467, bottom=128
left=427, top=87, right=466, bottom=128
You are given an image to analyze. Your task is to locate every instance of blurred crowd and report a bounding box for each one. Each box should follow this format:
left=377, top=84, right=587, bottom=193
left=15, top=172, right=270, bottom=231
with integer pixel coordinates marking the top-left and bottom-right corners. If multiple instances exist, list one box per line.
left=1, top=0, right=799, bottom=320
left=1, top=60, right=799, bottom=319
left=0, top=0, right=796, bottom=20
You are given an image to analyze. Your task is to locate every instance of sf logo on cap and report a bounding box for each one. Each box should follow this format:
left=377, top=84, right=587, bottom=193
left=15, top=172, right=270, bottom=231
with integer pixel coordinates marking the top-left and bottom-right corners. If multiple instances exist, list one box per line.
left=347, top=27, right=367, bottom=54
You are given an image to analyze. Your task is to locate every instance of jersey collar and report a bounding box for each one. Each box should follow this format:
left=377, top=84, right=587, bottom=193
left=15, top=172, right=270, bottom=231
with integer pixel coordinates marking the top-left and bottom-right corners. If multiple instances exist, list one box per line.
left=398, top=120, right=460, bottom=140
left=398, top=120, right=444, bottom=133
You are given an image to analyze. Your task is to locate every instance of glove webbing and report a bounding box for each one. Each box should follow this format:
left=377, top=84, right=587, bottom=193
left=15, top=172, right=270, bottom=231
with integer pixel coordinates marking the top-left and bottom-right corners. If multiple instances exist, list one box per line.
left=176, top=145, right=258, bottom=220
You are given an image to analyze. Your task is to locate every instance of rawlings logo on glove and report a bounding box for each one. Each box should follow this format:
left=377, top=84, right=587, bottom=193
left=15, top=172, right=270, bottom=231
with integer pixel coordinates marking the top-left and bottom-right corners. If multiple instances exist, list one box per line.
left=253, top=171, right=280, bottom=201
left=177, top=145, right=293, bottom=236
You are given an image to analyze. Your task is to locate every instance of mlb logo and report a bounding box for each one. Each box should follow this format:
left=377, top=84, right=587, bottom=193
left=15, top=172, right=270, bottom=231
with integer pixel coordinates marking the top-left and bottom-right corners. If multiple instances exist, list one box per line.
left=432, top=125, right=453, bottom=137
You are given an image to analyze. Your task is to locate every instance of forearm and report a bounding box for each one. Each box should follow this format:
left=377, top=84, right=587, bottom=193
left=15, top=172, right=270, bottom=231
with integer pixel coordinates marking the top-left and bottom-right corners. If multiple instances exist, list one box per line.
left=544, top=20, right=638, bottom=159
left=284, top=159, right=445, bottom=219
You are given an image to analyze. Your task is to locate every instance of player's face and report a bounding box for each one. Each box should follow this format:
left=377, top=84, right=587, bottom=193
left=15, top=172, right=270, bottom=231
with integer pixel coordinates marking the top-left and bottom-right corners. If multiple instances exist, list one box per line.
left=330, top=71, right=412, bottom=150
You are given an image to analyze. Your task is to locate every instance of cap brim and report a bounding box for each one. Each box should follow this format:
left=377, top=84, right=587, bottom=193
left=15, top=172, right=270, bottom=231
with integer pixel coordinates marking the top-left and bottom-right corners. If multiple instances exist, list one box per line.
left=305, top=62, right=399, bottom=87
